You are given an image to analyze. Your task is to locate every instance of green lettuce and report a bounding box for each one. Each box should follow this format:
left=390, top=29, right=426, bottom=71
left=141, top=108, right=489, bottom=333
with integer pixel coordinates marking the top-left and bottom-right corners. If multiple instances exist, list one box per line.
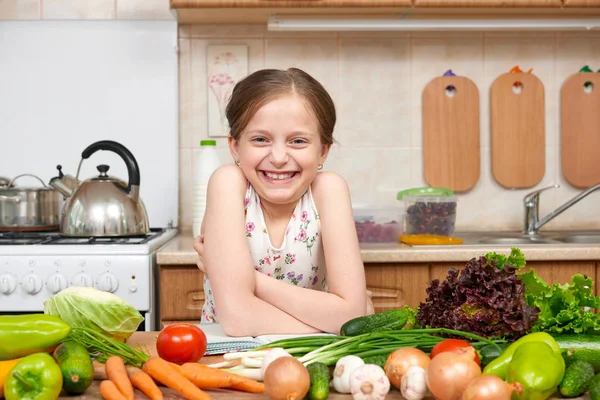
left=519, top=270, right=600, bottom=334
left=44, top=286, right=144, bottom=342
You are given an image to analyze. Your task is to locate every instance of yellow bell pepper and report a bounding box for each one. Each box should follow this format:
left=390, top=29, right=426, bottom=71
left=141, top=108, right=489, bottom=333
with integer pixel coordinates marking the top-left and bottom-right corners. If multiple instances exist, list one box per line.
left=400, top=234, right=463, bottom=246
left=0, top=358, right=22, bottom=398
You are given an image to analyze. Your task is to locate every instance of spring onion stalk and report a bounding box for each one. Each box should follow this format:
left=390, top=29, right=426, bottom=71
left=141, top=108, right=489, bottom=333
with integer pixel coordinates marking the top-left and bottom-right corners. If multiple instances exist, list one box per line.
left=244, top=328, right=506, bottom=366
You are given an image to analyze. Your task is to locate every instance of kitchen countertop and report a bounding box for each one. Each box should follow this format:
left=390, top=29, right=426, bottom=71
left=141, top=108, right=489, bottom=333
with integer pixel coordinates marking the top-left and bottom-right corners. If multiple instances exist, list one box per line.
left=157, top=232, right=600, bottom=265
left=75, top=331, right=407, bottom=399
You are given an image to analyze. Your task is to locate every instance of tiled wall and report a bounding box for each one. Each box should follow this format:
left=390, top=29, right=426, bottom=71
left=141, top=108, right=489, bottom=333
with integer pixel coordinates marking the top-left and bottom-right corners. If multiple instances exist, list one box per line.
left=3, top=1, right=600, bottom=233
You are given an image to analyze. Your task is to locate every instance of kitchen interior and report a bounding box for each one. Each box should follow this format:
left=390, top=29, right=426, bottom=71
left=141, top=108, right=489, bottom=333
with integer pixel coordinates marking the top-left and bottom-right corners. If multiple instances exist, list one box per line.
left=2, top=0, right=600, bottom=361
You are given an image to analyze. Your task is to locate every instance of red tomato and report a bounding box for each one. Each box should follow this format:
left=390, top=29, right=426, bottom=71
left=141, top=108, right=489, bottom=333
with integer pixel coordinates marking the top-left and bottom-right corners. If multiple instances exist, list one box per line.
left=429, top=339, right=481, bottom=366
left=156, top=324, right=207, bottom=364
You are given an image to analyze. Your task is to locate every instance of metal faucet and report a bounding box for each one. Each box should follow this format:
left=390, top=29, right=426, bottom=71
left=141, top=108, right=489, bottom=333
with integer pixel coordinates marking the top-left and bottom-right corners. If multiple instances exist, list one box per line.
left=524, top=183, right=600, bottom=235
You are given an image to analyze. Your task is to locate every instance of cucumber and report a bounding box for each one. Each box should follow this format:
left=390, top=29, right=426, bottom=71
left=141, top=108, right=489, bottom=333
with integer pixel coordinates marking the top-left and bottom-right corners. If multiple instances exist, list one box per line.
left=53, top=340, right=94, bottom=395
left=340, top=309, right=408, bottom=336
left=306, top=362, right=330, bottom=400
left=361, top=354, right=390, bottom=369
left=553, top=334, right=600, bottom=373
left=559, top=360, right=595, bottom=398
left=589, top=373, right=600, bottom=400
left=479, top=343, right=510, bottom=367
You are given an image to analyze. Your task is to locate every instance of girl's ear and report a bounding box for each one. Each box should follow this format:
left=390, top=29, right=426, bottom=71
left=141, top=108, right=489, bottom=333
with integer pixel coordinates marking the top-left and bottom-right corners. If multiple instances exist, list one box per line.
left=319, top=143, right=332, bottom=165
left=228, top=136, right=240, bottom=163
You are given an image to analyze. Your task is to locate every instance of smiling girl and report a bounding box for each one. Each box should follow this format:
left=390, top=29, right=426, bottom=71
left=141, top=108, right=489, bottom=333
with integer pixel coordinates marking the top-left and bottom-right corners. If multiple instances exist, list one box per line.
left=195, top=68, right=370, bottom=336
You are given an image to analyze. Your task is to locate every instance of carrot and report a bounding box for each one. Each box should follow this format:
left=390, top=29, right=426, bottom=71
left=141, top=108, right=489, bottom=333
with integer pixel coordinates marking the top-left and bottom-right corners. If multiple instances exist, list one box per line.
left=142, top=357, right=213, bottom=400
left=99, top=380, right=127, bottom=400
left=130, top=370, right=164, bottom=400
left=179, top=363, right=236, bottom=389
left=106, top=356, right=135, bottom=400
left=182, top=363, right=265, bottom=393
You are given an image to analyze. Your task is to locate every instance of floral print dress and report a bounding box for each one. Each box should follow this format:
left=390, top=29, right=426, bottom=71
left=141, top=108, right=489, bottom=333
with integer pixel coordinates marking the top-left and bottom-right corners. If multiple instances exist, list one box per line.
left=200, top=182, right=328, bottom=323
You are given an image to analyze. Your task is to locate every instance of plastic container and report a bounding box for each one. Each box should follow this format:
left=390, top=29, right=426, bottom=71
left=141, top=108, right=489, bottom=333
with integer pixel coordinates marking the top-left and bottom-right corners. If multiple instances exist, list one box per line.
left=353, top=206, right=404, bottom=243
left=397, top=187, right=457, bottom=236
left=192, top=140, right=221, bottom=238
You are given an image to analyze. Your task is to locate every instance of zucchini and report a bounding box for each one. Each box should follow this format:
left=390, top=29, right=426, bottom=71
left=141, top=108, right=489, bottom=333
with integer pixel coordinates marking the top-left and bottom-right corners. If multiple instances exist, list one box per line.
left=553, top=334, right=600, bottom=373
left=53, top=340, right=94, bottom=395
left=590, top=373, right=600, bottom=400
left=479, top=343, right=510, bottom=367
left=340, top=309, right=408, bottom=336
left=306, top=362, right=330, bottom=400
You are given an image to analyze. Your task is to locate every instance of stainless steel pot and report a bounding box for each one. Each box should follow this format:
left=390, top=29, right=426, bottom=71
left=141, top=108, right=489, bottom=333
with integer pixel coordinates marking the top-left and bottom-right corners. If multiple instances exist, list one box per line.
left=0, top=174, right=61, bottom=231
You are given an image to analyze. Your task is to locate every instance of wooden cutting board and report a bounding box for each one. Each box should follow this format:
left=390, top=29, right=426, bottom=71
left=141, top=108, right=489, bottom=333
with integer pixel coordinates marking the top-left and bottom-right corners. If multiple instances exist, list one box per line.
left=491, top=72, right=546, bottom=189
left=422, top=75, right=480, bottom=192
left=561, top=72, right=600, bottom=188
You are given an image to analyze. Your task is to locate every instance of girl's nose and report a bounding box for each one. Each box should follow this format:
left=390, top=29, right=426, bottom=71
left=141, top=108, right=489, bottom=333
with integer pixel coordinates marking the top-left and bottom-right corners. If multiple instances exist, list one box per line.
left=269, top=143, right=289, bottom=166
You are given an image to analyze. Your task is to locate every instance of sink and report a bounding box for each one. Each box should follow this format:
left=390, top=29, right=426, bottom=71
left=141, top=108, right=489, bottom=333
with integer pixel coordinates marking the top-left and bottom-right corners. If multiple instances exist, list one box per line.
left=477, top=237, right=557, bottom=245
left=552, top=234, right=600, bottom=244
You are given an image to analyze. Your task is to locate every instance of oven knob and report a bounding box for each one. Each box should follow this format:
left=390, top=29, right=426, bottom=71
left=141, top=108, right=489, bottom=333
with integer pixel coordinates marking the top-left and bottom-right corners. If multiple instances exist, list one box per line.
left=0, top=273, right=17, bottom=294
left=21, top=274, right=43, bottom=294
left=72, top=273, right=93, bottom=288
left=97, top=273, right=119, bottom=293
left=46, top=273, right=68, bottom=294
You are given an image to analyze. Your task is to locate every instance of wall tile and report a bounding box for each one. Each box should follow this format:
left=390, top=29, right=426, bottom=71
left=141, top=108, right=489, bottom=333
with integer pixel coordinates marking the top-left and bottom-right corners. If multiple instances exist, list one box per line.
left=179, top=38, right=192, bottom=148
left=411, top=37, right=484, bottom=148
left=0, top=0, right=39, bottom=19
left=338, top=38, right=411, bottom=148
left=179, top=24, right=192, bottom=38
left=42, top=0, right=115, bottom=19
left=116, top=0, right=173, bottom=20
left=327, top=146, right=413, bottom=207
left=179, top=148, right=192, bottom=231
left=190, top=38, right=264, bottom=147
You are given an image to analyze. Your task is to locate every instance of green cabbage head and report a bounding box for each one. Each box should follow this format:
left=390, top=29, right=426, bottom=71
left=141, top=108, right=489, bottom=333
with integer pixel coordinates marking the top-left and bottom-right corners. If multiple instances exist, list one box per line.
left=44, top=286, right=144, bottom=342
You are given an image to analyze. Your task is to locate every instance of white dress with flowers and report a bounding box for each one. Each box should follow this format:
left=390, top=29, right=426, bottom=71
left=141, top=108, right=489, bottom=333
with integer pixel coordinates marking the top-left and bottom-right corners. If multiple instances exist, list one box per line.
left=200, top=181, right=328, bottom=323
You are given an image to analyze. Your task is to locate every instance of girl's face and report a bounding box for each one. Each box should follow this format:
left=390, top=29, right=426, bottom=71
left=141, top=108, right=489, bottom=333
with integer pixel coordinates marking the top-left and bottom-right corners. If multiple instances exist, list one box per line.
left=229, top=93, right=330, bottom=207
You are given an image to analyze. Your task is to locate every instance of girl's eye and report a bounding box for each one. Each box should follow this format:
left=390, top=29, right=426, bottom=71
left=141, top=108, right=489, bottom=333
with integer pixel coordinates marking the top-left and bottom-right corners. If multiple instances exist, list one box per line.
left=252, top=137, right=268, bottom=143
left=292, top=139, right=308, bottom=145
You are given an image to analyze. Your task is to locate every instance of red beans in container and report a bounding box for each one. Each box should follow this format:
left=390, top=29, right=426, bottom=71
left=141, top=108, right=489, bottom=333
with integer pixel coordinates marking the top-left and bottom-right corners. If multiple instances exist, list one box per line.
left=353, top=207, right=404, bottom=243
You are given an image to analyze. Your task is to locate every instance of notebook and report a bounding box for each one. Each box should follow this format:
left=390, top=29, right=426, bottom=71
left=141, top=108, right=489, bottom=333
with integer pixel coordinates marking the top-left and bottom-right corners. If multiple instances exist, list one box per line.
left=197, top=323, right=336, bottom=355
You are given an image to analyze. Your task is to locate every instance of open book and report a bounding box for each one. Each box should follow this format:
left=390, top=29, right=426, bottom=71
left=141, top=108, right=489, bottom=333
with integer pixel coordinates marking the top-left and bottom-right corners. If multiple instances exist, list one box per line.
left=198, top=323, right=336, bottom=355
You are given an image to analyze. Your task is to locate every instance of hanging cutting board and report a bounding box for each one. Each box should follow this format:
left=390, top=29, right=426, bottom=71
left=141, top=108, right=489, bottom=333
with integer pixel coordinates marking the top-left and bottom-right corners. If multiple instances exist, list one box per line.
left=422, top=76, right=480, bottom=192
left=490, top=72, right=545, bottom=189
left=561, top=72, right=600, bottom=188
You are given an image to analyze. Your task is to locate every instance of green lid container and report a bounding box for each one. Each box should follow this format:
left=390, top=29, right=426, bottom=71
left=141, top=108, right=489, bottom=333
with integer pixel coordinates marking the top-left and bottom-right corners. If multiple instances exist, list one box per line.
left=200, top=140, right=216, bottom=146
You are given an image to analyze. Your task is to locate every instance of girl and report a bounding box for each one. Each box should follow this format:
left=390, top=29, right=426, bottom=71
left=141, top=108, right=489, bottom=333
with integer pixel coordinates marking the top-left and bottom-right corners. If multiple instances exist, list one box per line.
left=195, top=68, right=371, bottom=337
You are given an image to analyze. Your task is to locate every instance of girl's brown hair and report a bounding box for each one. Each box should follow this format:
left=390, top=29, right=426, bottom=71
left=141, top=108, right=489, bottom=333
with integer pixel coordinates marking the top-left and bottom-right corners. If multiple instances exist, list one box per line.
left=225, top=68, right=336, bottom=145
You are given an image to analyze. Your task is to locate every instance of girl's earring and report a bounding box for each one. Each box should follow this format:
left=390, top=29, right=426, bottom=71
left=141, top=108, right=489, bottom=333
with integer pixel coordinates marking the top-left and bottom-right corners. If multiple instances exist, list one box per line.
left=236, top=161, right=241, bottom=167
left=317, top=164, right=323, bottom=171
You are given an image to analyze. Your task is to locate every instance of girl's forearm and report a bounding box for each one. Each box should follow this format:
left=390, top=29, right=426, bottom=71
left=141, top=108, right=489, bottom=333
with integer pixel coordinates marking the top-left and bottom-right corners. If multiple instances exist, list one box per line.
left=217, top=294, right=321, bottom=337
left=253, top=271, right=365, bottom=334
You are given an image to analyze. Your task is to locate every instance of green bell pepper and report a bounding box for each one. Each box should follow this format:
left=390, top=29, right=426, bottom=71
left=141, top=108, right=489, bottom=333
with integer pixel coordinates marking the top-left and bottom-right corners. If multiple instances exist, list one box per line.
left=506, top=341, right=565, bottom=400
left=482, top=332, right=562, bottom=379
left=4, top=353, right=63, bottom=400
left=0, top=314, right=71, bottom=361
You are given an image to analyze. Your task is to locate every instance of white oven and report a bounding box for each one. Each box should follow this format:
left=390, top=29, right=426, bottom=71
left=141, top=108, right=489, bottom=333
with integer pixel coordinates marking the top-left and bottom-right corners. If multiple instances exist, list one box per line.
left=0, top=229, right=178, bottom=331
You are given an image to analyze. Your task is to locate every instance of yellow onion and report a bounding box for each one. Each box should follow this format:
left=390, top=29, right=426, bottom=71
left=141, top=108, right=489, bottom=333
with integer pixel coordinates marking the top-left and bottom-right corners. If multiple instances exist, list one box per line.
left=264, top=356, right=310, bottom=400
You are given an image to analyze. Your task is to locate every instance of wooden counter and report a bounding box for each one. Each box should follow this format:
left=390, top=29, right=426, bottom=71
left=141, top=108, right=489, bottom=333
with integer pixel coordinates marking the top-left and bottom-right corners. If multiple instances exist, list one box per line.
left=74, top=331, right=407, bottom=399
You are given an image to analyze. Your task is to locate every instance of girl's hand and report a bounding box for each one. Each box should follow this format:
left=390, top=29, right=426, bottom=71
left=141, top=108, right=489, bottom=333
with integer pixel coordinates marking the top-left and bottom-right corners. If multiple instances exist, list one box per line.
left=193, top=234, right=207, bottom=274
left=366, top=290, right=375, bottom=315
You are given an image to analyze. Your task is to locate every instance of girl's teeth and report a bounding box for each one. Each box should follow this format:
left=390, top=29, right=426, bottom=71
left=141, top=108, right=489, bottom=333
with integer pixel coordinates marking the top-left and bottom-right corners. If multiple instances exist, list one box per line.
left=265, top=172, right=294, bottom=180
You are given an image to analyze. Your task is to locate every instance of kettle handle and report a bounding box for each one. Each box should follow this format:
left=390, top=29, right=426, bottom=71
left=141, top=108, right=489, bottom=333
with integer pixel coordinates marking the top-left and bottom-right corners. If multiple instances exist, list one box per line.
left=81, top=140, right=141, bottom=193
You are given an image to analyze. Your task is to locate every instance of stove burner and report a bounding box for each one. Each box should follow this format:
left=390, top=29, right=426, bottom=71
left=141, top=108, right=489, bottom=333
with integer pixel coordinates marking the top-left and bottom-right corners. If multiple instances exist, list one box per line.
left=0, top=228, right=165, bottom=245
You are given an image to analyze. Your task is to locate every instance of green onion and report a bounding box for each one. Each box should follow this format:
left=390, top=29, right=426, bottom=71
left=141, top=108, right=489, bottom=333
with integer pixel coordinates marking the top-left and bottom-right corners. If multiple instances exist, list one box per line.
left=252, top=328, right=506, bottom=366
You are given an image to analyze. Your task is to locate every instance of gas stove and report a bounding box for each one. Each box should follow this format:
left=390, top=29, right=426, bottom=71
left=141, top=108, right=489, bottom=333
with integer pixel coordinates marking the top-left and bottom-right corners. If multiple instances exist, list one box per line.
left=0, top=228, right=178, bottom=331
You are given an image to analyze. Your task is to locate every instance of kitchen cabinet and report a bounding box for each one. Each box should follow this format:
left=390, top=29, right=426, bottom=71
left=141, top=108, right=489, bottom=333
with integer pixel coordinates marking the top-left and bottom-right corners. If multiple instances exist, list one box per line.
left=158, top=260, right=597, bottom=326
left=170, top=0, right=599, bottom=24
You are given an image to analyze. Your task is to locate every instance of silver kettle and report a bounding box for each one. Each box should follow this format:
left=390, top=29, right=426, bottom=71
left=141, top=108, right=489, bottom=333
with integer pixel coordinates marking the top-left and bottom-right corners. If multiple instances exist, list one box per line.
left=49, top=140, right=150, bottom=237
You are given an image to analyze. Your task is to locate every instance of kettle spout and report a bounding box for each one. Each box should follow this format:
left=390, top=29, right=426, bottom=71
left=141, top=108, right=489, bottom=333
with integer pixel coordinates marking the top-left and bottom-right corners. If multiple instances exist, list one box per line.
left=49, top=165, right=79, bottom=198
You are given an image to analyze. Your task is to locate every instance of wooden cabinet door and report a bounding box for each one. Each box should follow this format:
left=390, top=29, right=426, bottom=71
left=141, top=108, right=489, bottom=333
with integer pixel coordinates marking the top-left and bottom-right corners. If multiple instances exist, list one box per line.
left=159, top=266, right=205, bottom=323
left=365, top=263, right=431, bottom=311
